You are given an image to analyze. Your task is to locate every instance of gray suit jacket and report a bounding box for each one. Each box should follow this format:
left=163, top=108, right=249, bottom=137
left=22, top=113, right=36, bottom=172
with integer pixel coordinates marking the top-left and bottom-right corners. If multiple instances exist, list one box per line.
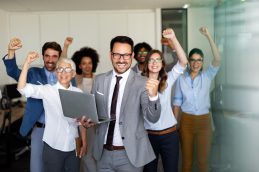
left=92, top=69, right=161, bottom=167
left=132, top=63, right=141, bottom=75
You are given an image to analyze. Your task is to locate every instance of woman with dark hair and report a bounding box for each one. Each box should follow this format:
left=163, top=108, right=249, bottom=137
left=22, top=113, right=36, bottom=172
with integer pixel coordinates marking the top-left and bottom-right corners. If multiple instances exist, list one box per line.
left=142, top=28, right=188, bottom=172
left=71, top=46, right=99, bottom=172
left=132, top=42, right=152, bottom=74
left=72, top=47, right=99, bottom=93
left=173, top=27, right=221, bottom=172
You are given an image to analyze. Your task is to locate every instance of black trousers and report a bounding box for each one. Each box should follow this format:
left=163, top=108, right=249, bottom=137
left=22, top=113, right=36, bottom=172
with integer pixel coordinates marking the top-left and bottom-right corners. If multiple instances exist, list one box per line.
left=144, top=131, right=179, bottom=172
left=42, top=142, right=80, bottom=172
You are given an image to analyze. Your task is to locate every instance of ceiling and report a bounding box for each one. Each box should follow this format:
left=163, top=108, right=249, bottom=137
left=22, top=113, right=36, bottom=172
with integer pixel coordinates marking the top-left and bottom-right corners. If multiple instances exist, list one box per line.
left=0, top=0, right=219, bottom=12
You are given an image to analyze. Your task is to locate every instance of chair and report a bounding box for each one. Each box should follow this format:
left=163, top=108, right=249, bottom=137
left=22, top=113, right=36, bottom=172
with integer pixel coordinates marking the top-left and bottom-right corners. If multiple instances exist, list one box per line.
left=0, top=84, right=30, bottom=166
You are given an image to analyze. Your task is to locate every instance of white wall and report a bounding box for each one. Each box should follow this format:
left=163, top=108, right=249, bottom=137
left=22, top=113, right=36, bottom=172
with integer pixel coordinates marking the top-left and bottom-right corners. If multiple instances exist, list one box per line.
left=5, top=10, right=158, bottom=75
left=188, top=7, right=214, bottom=68
left=0, top=8, right=214, bottom=86
left=0, top=10, right=9, bottom=86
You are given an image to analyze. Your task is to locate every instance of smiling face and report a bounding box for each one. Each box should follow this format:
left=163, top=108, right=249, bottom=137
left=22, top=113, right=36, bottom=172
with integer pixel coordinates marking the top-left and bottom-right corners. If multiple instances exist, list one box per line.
left=56, top=61, right=76, bottom=88
left=147, top=53, right=163, bottom=74
left=43, top=48, right=60, bottom=71
left=189, top=53, right=204, bottom=74
left=136, top=47, right=149, bottom=64
left=110, top=42, right=133, bottom=74
left=79, top=56, right=93, bottom=77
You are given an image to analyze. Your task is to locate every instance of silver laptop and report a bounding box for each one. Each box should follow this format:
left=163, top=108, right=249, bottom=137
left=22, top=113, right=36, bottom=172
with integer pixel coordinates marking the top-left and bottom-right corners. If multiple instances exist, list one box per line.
left=58, top=89, right=113, bottom=124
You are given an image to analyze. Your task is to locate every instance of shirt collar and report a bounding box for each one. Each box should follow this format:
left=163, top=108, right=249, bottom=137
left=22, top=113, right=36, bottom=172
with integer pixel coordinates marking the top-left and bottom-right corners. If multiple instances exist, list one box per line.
left=184, top=68, right=202, bottom=78
left=44, top=67, right=55, bottom=77
left=112, top=68, right=131, bottom=79
left=55, top=81, right=73, bottom=90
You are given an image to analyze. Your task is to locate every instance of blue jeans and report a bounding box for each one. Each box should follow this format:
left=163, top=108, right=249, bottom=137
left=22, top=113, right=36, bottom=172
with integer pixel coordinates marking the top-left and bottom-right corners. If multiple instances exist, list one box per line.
left=30, top=127, right=44, bottom=172
left=144, top=130, right=179, bottom=172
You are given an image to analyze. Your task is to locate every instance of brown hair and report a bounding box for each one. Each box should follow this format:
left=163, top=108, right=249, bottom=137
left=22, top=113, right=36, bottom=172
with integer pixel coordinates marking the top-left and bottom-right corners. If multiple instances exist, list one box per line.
left=142, top=49, right=167, bottom=93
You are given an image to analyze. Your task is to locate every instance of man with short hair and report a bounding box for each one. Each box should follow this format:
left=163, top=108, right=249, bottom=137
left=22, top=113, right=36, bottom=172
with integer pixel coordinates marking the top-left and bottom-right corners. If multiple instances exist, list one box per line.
left=2, top=38, right=65, bottom=172
left=81, top=36, right=161, bottom=171
left=132, top=42, right=152, bottom=74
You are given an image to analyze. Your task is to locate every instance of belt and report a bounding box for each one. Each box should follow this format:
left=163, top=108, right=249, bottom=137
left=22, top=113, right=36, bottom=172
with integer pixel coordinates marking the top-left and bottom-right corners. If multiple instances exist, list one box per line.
left=147, top=126, right=177, bottom=135
left=103, top=144, right=125, bottom=151
left=35, top=122, right=45, bottom=128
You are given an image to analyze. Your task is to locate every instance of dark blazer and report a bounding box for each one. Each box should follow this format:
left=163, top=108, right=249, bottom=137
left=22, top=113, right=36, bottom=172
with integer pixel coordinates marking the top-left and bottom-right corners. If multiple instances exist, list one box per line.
left=92, top=69, right=161, bottom=167
left=3, top=56, right=48, bottom=136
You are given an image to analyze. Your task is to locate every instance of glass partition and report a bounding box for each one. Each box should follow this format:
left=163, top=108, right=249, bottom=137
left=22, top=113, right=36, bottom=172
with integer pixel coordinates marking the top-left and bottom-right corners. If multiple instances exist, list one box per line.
left=211, top=1, right=259, bottom=172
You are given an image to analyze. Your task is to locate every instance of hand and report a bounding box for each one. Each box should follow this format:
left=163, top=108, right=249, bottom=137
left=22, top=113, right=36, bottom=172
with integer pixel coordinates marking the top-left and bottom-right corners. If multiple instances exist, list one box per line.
left=199, top=26, right=210, bottom=37
left=8, top=38, right=22, bottom=51
left=79, top=116, right=96, bottom=128
left=64, top=37, right=73, bottom=46
left=25, top=51, right=39, bottom=65
left=162, top=28, right=176, bottom=40
left=79, top=144, right=87, bottom=158
left=146, top=78, right=159, bottom=97
left=161, top=38, right=175, bottom=50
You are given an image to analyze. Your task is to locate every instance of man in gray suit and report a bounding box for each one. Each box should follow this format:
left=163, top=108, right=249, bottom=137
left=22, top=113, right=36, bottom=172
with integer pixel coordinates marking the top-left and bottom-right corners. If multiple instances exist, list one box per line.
left=81, top=36, right=161, bottom=171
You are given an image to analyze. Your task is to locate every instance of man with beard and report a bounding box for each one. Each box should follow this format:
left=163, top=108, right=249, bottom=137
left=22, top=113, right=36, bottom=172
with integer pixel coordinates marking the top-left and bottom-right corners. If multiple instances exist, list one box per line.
left=80, top=36, right=161, bottom=171
left=132, top=42, right=152, bottom=75
left=2, top=38, right=69, bottom=172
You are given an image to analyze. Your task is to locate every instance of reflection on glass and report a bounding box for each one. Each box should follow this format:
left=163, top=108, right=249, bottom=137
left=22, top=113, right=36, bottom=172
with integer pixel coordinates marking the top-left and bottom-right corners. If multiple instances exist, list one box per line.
left=211, top=1, right=259, bottom=172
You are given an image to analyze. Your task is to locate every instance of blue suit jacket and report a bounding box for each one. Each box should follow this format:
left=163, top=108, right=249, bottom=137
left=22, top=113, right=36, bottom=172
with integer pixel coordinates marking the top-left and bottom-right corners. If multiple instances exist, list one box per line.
left=3, top=55, right=76, bottom=136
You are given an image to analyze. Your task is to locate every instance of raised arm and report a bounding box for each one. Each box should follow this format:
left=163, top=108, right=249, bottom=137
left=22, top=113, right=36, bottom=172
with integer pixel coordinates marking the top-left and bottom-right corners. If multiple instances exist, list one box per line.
left=17, top=52, right=39, bottom=90
left=61, top=37, right=73, bottom=58
left=199, top=27, right=221, bottom=67
left=8, top=38, right=22, bottom=59
left=162, top=28, right=188, bottom=67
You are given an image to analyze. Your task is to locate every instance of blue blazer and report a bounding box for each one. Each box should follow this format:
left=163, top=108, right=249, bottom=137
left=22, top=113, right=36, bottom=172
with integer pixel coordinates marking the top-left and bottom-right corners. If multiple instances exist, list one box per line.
left=3, top=55, right=76, bottom=136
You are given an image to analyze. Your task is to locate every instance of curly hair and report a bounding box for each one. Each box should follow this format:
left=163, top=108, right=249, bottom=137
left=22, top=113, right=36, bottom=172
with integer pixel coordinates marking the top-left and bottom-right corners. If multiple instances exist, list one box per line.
left=133, top=42, right=152, bottom=60
left=142, top=49, right=168, bottom=93
left=71, top=47, right=99, bottom=75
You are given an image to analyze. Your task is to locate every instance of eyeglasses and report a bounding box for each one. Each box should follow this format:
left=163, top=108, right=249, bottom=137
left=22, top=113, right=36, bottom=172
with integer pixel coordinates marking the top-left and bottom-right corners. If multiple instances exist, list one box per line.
left=148, top=58, right=162, bottom=63
left=56, top=67, right=73, bottom=73
left=189, top=58, right=203, bottom=63
left=137, top=51, right=148, bottom=56
left=111, top=52, right=132, bottom=60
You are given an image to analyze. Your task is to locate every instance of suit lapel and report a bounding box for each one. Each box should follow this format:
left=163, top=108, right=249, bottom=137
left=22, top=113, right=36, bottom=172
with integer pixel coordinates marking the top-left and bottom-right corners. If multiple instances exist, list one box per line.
left=120, top=70, right=135, bottom=120
left=104, top=71, right=113, bottom=117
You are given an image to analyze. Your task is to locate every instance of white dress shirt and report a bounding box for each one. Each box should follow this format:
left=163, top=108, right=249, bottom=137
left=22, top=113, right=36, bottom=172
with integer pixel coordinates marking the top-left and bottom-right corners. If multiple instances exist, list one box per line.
left=103, top=69, right=131, bottom=146
left=18, top=82, right=82, bottom=152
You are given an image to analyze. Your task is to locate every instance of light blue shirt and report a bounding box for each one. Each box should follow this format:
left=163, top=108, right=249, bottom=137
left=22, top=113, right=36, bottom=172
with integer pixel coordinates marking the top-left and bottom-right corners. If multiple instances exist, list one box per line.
left=37, top=68, right=57, bottom=123
left=173, top=64, right=219, bottom=115
left=45, top=68, right=57, bottom=85
left=144, top=62, right=186, bottom=130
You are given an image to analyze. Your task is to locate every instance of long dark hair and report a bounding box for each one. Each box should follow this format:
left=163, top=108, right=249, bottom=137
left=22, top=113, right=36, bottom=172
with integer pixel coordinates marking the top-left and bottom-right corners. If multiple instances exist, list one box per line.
left=142, top=49, right=168, bottom=93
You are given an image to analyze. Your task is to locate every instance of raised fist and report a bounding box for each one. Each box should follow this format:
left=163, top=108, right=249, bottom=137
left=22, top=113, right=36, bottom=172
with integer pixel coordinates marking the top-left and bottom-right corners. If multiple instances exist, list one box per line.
left=146, top=78, right=159, bottom=97
left=162, top=28, right=176, bottom=40
left=26, top=51, right=39, bottom=65
left=8, top=38, right=22, bottom=51
left=64, top=37, right=73, bottom=46
left=199, top=27, right=209, bottom=37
